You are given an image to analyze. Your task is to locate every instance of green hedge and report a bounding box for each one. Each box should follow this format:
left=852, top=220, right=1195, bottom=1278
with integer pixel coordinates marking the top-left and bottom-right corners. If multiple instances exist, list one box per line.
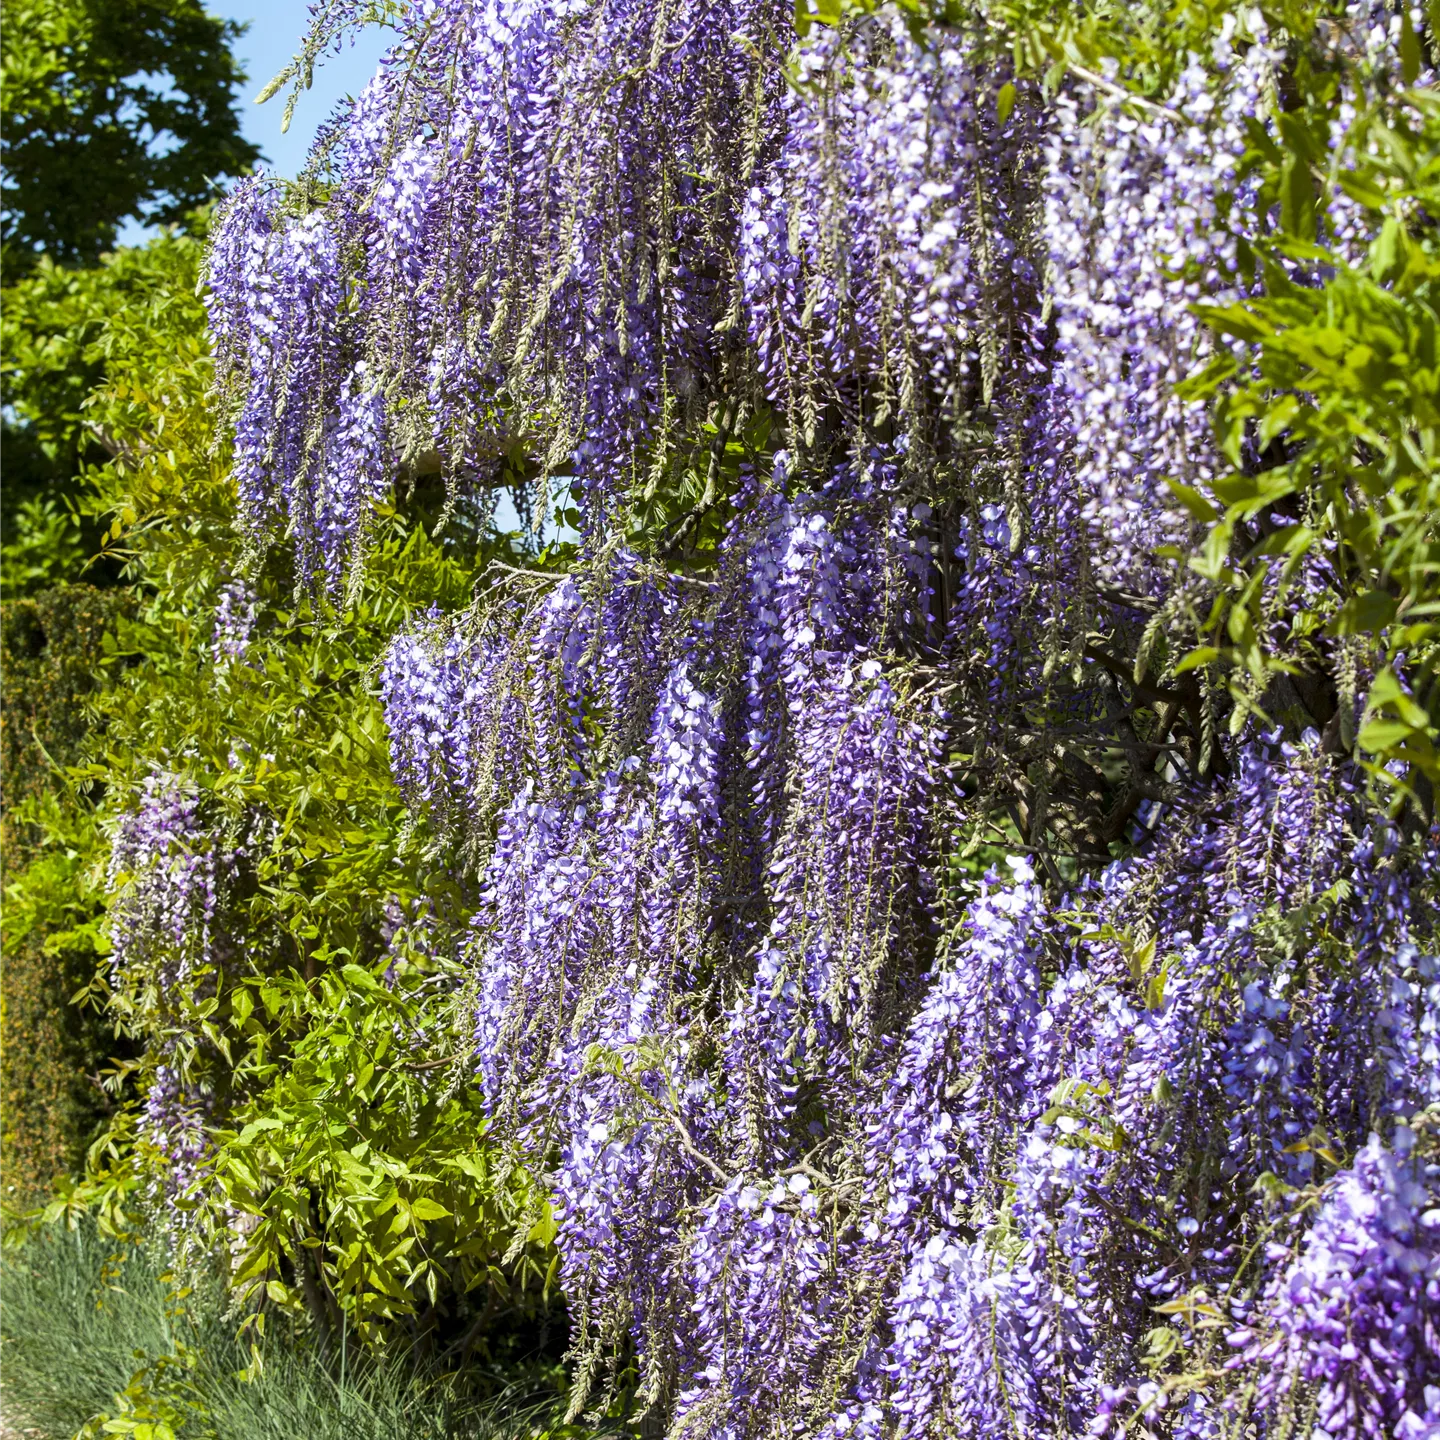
left=2, top=584, right=128, bottom=1208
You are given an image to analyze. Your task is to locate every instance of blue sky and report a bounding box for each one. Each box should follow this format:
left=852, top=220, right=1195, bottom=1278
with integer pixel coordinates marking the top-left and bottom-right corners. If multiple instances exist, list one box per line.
left=115, top=2, right=391, bottom=242
left=214, top=1, right=393, bottom=178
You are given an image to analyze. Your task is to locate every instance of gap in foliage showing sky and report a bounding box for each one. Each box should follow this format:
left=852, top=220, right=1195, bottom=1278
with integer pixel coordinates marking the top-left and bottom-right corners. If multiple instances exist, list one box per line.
left=114, top=2, right=392, bottom=246
left=214, top=1, right=393, bottom=177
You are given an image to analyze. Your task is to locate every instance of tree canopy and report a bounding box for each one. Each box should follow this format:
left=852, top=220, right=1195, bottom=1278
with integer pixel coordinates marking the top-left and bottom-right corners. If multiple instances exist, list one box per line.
left=1, top=0, right=260, bottom=561
left=0, top=0, right=260, bottom=270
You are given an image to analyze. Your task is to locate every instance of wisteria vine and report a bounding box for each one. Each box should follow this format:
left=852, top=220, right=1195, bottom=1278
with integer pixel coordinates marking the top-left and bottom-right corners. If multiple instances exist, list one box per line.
left=154, top=0, right=1440, bottom=1432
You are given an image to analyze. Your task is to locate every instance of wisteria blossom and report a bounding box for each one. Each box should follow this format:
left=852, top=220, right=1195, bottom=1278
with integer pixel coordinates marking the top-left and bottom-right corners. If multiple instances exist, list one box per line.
left=107, top=771, right=227, bottom=989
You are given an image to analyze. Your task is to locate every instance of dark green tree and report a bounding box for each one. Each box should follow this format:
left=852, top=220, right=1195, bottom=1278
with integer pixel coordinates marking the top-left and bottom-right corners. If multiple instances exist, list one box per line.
left=0, top=0, right=262, bottom=272
left=2, top=0, right=262, bottom=561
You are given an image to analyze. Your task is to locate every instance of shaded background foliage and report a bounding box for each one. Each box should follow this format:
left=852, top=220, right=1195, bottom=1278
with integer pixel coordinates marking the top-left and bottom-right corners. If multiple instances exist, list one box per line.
left=0, top=0, right=257, bottom=1215
left=0, top=2, right=575, bottom=1404
left=0, top=585, right=131, bottom=1205
left=0, top=0, right=259, bottom=270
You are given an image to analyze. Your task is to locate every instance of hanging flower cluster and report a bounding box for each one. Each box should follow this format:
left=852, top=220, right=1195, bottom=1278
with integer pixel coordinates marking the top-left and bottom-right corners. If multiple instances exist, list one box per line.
left=1235, top=1128, right=1440, bottom=1439
left=202, top=0, right=1440, bottom=1432
left=107, top=771, right=228, bottom=991
left=140, top=1063, right=215, bottom=1208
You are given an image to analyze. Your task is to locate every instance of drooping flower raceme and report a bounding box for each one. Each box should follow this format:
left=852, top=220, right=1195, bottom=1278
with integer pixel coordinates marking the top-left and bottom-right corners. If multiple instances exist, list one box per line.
left=1236, top=1129, right=1440, bottom=1439
left=107, top=772, right=227, bottom=990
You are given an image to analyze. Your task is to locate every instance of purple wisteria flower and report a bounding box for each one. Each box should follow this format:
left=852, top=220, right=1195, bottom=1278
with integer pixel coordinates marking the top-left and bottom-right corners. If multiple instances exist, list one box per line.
left=1235, top=1129, right=1440, bottom=1438
left=198, top=0, right=1440, bottom=1430
left=107, top=771, right=226, bottom=989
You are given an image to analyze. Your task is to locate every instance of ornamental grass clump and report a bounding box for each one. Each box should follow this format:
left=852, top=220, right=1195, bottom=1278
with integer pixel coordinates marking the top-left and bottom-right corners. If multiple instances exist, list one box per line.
left=0, top=1222, right=572, bottom=1440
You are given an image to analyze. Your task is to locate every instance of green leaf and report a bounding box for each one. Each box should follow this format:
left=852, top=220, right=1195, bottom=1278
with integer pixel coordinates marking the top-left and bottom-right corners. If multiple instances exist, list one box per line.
left=1211, top=467, right=1296, bottom=512
left=1145, top=967, right=1168, bottom=1011
left=1331, top=589, right=1398, bottom=636
left=1188, top=520, right=1235, bottom=583
left=1251, top=523, right=1314, bottom=560
left=528, top=1202, right=558, bottom=1246
left=1337, top=170, right=1389, bottom=211
left=235, top=1116, right=286, bottom=1143
left=1174, top=351, right=1238, bottom=401
left=1257, top=395, right=1299, bottom=450
left=1371, top=217, right=1404, bottom=283
left=1165, top=478, right=1218, bottom=523
left=1172, top=646, right=1220, bottom=675
left=1194, top=303, right=1270, bottom=345
left=1281, top=153, right=1317, bottom=242
left=1401, top=7, right=1422, bottom=85
left=1358, top=718, right=1420, bottom=752
left=1366, top=667, right=1431, bottom=728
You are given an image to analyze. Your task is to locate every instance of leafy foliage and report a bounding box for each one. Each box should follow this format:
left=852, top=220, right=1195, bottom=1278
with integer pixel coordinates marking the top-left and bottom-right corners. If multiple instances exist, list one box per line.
left=0, top=0, right=259, bottom=269
left=0, top=225, right=221, bottom=554
left=13, top=224, right=563, bottom=1355
left=0, top=584, right=132, bottom=1208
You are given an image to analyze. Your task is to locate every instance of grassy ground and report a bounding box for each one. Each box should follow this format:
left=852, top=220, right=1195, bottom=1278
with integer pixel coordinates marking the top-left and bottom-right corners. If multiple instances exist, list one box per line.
left=0, top=1224, right=570, bottom=1440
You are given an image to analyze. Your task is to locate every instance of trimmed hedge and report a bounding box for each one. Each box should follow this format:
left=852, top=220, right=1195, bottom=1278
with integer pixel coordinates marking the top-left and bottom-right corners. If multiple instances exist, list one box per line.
left=2, top=584, right=128, bottom=1208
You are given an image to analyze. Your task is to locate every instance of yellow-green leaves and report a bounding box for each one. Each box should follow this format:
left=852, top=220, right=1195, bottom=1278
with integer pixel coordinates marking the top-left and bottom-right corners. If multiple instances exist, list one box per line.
left=1332, top=590, right=1399, bottom=638
left=1187, top=99, right=1440, bottom=796
left=1165, top=478, right=1218, bottom=524
left=1278, top=114, right=1318, bottom=243
left=1400, top=7, right=1423, bottom=87
left=1360, top=666, right=1437, bottom=782
left=213, top=958, right=550, bottom=1341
